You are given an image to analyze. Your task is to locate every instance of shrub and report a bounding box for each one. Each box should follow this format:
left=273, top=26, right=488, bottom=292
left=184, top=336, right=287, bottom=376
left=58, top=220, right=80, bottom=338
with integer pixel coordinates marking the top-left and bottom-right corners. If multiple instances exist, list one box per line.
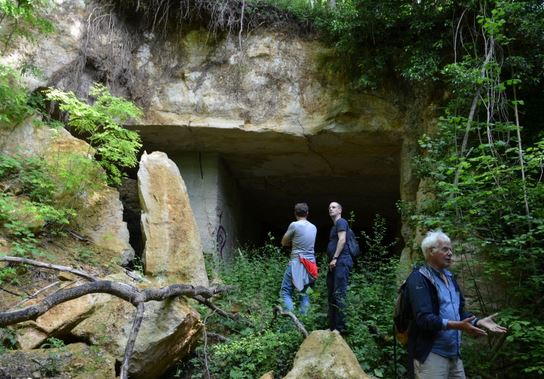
left=0, top=153, right=76, bottom=256
left=45, top=84, right=143, bottom=186
left=0, top=65, right=32, bottom=126
left=174, top=217, right=401, bottom=378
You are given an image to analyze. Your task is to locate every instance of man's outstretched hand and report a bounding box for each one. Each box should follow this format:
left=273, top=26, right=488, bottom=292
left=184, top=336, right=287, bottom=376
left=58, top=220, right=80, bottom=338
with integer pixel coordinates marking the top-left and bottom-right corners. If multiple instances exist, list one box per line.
left=452, top=316, right=488, bottom=336
left=477, top=313, right=508, bottom=333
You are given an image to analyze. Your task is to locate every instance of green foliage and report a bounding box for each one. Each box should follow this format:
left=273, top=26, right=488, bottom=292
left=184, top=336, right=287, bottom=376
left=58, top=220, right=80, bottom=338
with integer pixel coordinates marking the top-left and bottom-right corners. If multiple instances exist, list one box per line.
left=41, top=337, right=65, bottom=349
left=176, top=244, right=306, bottom=378
left=500, top=314, right=544, bottom=376
left=361, top=214, right=397, bottom=266
left=0, top=0, right=54, bottom=48
left=403, top=1, right=544, bottom=377
left=461, top=311, right=544, bottom=377
left=176, top=216, right=400, bottom=378
left=411, top=118, right=544, bottom=305
left=257, top=0, right=544, bottom=97
left=214, top=242, right=287, bottom=323
left=0, top=146, right=108, bottom=255
left=74, top=247, right=98, bottom=265
left=0, top=266, right=17, bottom=285
left=345, top=260, right=400, bottom=378
left=51, top=152, right=107, bottom=208
left=0, top=153, right=77, bottom=256
left=0, top=327, right=18, bottom=353
left=344, top=216, right=400, bottom=378
left=0, top=65, right=33, bottom=126
left=46, top=84, right=143, bottom=186
left=304, top=0, right=455, bottom=86
left=0, top=153, right=55, bottom=202
left=209, top=330, right=301, bottom=378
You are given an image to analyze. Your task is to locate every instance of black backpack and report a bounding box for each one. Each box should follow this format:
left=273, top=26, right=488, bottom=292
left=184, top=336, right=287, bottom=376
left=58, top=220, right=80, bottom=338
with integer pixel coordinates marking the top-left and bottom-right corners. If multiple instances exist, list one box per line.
left=393, top=276, right=411, bottom=379
left=346, top=227, right=361, bottom=258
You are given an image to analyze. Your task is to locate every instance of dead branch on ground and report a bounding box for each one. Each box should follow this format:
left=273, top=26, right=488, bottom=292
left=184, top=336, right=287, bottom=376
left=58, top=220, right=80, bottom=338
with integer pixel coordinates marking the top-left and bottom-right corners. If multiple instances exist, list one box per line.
left=0, top=256, right=233, bottom=379
left=0, top=256, right=97, bottom=281
left=194, top=294, right=252, bottom=326
left=272, top=305, right=308, bottom=337
left=121, top=302, right=145, bottom=379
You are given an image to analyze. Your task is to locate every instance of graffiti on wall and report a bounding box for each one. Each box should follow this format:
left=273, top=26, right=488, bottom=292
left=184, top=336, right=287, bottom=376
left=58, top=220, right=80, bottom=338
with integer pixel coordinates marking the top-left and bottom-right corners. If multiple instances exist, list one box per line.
left=216, top=211, right=227, bottom=259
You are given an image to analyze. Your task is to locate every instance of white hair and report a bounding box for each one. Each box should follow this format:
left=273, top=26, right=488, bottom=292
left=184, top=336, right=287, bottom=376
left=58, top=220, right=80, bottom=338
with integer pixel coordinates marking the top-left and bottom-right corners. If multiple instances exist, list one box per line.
left=421, top=230, right=451, bottom=259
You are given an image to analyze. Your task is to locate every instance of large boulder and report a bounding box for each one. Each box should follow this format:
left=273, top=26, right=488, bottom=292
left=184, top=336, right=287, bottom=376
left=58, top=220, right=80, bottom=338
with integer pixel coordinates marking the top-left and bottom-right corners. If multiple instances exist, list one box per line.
left=138, top=150, right=209, bottom=286
left=70, top=283, right=202, bottom=379
left=283, top=330, right=372, bottom=379
left=11, top=271, right=203, bottom=378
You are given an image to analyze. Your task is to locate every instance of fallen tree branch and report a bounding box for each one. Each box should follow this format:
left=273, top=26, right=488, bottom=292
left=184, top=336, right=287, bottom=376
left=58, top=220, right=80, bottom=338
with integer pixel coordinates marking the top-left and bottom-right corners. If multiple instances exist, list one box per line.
left=272, top=305, right=308, bottom=337
left=0, top=280, right=229, bottom=327
left=120, top=302, right=145, bottom=379
left=193, top=294, right=251, bottom=326
left=13, top=281, right=61, bottom=309
left=0, top=255, right=232, bottom=376
left=0, top=256, right=97, bottom=281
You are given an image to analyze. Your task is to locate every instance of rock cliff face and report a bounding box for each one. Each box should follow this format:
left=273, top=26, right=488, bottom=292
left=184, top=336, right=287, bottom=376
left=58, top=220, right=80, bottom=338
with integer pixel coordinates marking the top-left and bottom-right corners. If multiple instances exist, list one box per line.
left=0, top=1, right=438, bottom=377
left=2, top=0, right=435, bottom=258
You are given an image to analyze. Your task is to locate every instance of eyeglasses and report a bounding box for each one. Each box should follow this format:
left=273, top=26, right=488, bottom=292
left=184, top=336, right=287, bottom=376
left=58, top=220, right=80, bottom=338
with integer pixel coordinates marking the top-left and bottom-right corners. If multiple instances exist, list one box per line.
left=433, top=246, right=453, bottom=253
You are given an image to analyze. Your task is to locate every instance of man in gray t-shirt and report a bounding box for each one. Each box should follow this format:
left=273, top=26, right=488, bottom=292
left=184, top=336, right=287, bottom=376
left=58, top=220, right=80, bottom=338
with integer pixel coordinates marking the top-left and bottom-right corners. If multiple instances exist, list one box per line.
left=280, top=203, right=317, bottom=314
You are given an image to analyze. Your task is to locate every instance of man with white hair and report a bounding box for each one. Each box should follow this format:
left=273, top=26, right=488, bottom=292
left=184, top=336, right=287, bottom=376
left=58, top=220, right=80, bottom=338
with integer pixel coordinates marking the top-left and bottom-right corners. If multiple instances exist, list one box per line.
left=406, top=230, right=507, bottom=379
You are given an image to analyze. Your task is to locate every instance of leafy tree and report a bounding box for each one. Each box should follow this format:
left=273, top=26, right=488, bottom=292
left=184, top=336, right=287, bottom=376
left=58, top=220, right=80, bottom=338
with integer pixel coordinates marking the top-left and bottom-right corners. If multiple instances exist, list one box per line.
left=46, top=84, right=143, bottom=186
left=402, top=1, right=544, bottom=376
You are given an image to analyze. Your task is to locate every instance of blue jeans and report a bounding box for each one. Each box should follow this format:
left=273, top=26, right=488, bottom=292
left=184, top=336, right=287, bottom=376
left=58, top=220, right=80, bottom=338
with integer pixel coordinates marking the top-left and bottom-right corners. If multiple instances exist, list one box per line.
left=327, top=255, right=352, bottom=331
left=280, top=264, right=310, bottom=314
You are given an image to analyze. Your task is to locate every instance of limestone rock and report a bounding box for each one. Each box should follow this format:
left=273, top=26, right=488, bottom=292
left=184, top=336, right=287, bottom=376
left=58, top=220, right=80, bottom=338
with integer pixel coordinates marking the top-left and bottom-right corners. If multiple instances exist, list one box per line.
left=13, top=326, right=48, bottom=351
left=12, top=271, right=203, bottom=379
left=259, top=371, right=275, bottom=379
left=283, top=330, right=371, bottom=379
left=71, top=290, right=202, bottom=379
left=73, top=186, right=135, bottom=266
left=0, top=116, right=90, bottom=160
left=138, top=151, right=209, bottom=286
left=0, top=342, right=116, bottom=378
left=16, top=292, right=99, bottom=350
left=0, top=0, right=86, bottom=92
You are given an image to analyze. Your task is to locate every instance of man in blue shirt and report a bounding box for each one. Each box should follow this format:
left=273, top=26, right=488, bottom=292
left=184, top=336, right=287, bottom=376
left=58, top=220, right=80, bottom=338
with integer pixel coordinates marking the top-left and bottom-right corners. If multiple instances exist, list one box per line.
left=327, top=201, right=353, bottom=333
left=406, top=230, right=507, bottom=378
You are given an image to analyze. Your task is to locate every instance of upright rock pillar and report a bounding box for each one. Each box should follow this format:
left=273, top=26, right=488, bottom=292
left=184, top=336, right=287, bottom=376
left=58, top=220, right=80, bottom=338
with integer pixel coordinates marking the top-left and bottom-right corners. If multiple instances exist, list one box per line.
left=138, top=151, right=209, bottom=286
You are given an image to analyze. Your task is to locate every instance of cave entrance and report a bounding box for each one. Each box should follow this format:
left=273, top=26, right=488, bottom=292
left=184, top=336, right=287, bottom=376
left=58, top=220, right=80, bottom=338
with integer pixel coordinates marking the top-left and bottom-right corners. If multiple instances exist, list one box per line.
left=130, top=125, right=402, bottom=259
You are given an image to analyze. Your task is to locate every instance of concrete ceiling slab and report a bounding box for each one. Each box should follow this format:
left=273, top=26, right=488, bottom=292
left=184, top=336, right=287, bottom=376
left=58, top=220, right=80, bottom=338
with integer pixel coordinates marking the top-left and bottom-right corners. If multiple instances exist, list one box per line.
left=134, top=124, right=402, bottom=235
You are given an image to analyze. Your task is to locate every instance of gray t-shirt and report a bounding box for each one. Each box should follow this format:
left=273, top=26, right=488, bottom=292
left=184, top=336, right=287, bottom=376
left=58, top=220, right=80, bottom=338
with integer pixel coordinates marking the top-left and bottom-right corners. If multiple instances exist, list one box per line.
left=285, top=219, right=317, bottom=259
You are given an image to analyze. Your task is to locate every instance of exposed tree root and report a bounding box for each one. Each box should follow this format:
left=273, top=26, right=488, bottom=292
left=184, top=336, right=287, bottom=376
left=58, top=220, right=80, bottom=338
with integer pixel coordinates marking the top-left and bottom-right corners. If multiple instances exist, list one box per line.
left=111, top=0, right=314, bottom=36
